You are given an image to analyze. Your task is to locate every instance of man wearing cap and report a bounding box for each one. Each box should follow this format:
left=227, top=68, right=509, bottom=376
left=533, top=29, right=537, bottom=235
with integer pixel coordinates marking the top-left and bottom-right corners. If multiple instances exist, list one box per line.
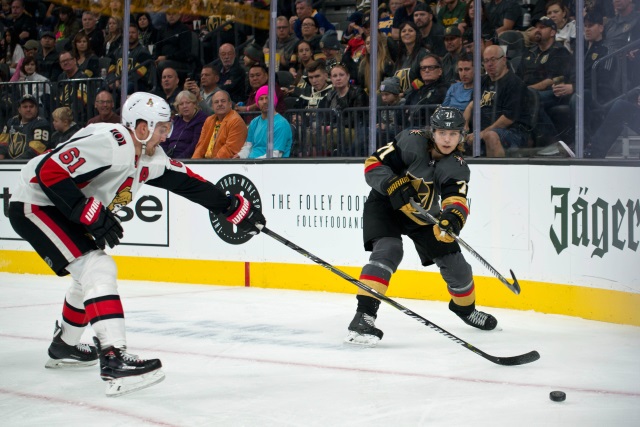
left=391, top=0, right=419, bottom=40
left=237, top=85, right=292, bottom=159
left=413, top=2, right=446, bottom=57
left=9, top=0, right=37, bottom=44
left=486, top=0, right=522, bottom=35
left=291, top=0, right=335, bottom=40
left=0, top=94, right=52, bottom=160
left=441, top=26, right=464, bottom=84
left=320, top=30, right=348, bottom=71
left=378, top=76, right=404, bottom=144
left=36, top=31, right=61, bottom=81
left=438, top=0, right=467, bottom=28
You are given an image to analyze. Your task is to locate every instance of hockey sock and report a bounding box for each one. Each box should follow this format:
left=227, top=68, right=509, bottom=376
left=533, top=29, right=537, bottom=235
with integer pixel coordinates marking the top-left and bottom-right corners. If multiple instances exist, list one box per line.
left=59, top=279, right=89, bottom=345
left=356, top=294, right=381, bottom=317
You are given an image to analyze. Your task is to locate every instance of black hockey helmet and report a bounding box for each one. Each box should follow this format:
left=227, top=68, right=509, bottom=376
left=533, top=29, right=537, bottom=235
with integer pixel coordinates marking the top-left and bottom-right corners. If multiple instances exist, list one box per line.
left=430, top=106, right=465, bottom=131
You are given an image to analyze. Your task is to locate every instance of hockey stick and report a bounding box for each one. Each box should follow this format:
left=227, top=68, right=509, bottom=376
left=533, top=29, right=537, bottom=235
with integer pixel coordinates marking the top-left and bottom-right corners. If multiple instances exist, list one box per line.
left=257, top=225, right=539, bottom=366
left=409, top=199, right=521, bottom=295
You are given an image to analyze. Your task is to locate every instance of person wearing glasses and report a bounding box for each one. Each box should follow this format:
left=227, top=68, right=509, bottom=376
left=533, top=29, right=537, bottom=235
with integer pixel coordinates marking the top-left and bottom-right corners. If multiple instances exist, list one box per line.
left=291, top=0, right=335, bottom=40
left=56, top=51, right=89, bottom=123
left=404, top=54, right=449, bottom=127
left=262, top=16, right=299, bottom=71
left=87, top=90, right=120, bottom=125
left=463, top=45, right=531, bottom=157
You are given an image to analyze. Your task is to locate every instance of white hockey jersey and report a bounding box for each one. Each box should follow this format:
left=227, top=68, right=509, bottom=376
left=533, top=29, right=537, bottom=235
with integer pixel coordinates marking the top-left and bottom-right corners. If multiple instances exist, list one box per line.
left=12, top=123, right=230, bottom=216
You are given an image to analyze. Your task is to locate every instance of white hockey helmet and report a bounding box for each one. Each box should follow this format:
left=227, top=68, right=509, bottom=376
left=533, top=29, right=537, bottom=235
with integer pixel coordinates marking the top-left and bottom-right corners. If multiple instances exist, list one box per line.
left=121, top=92, right=172, bottom=144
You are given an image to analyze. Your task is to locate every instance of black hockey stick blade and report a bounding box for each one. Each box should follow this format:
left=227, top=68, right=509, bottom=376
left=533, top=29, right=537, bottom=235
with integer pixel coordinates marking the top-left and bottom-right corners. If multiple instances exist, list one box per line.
left=409, top=199, right=521, bottom=295
left=257, top=224, right=539, bottom=366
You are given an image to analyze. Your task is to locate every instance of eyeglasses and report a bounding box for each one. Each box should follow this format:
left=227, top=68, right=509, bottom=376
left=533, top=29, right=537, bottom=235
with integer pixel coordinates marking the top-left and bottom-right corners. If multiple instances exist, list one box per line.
left=59, top=58, right=74, bottom=64
left=482, top=55, right=504, bottom=65
left=96, top=100, right=113, bottom=105
left=420, top=65, right=441, bottom=71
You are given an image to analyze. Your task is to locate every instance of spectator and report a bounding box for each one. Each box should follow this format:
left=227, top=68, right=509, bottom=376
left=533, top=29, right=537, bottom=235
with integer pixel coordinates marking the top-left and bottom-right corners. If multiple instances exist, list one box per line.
left=56, top=51, right=88, bottom=121
left=460, top=0, right=496, bottom=46
left=378, top=76, right=404, bottom=143
left=243, top=42, right=265, bottom=69
left=192, top=90, right=248, bottom=159
left=546, top=0, right=576, bottom=53
left=587, top=89, right=640, bottom=158
left=438, top=0, right=467, bottom=28
left=358, top=33, right=395, bottom=93
left=50, top=106, right=80, bottom=146
left=8, top=0, right=36, bottom=44
left=160, top=90, right=207, bottom=158
left=104, top=16, right=123, bottom=59
left=298, top=16, right=324, bottom=54
left=153, top=67, right=181, bottom=114
left=391, top=0, right=419, bottom=40
left=0, top=94, right=52, bottom=159
left=9, top=37, right=36, bottom=81
left=394, top=21, right=429, bottom=93
left=238, top=85, right=292, bottom=159
left=4, top=27, right=24, bottom=74
left=109, top=24, right=153, bottom=93
left=343, top=11, right=367, bottom=44
left=413, top=1, right=446, bottom=58
left=238, top=63, right=287, bottom=115
left=262, top=16, right=299, bottom=71
left=463, top=45, right=531, bottom=157
left=181, top=0, right=206, bottom=32
left=146, top=0, right=168, bottom=30
left=291, top=0, right=335, bottom=40
left=136, top=12, right=158, bottom=49
left=318, top=63, right=368, bottom=155
left=443, top=52, right=474, bottom=110
left=404, top=54, right=449, bottom=125
left=15, top=56, right=50, bottom=109
left=342, top=14, right=369, bottom=77
left=53, top=5, right=80, bottom=43
left=155, top=9, right=197, bottom=76
left=485, top=0, right=522, bottom=35
left=293, top=60, right=333, bottom=156
left=320, top=30, right=345, bottom=71
left=72, top=32, right=99, bottom=78
left=35, top=31, right=61, bottom=81
left=184, top=64, right=220, bottom=116
left=87, top=90, right=120, bottom=124
left=217, top=43, right=246, bottom=103
left=78, top=11, right=105, bottom=57
left=441, top=26, right=464, bottom=84
left=288, top=40, right=318, bottom=90
left=604, top=0, right=640, bottom=51
left=379, top=4, right=394, bottom=36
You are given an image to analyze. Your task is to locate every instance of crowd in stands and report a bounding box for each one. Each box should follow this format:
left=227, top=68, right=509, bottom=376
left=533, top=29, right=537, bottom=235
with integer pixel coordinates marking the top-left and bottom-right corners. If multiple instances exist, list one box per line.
left=0, top=0, right=639, bottom=161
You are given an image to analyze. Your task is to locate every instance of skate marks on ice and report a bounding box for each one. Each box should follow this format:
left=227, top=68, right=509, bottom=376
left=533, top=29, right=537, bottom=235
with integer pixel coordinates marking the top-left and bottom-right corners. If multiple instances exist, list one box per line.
left=0, top=273, right=639, bottom=426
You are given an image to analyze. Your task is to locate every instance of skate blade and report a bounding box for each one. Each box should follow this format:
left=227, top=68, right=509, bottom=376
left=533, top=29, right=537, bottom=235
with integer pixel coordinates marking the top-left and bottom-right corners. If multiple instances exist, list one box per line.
left=343, top=331, right=381, bottom=347
left=45, top=358, right=99, bottom=369
left=104, top=369, right=165, bottom=397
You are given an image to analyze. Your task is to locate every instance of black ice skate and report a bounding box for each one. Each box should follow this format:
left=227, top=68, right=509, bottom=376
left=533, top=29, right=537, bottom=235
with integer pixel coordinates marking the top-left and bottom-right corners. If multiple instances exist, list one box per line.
left=457, top=309, right=498, bottom=331
left=93, top=337, right=165, bottom=397
left=344, top=311, right=384, bottom=346
left=45, top=321, right=98, bottom=369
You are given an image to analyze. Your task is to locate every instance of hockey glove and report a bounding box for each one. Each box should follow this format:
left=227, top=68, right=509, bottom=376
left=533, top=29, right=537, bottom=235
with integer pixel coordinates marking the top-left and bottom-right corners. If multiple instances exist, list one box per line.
left=433, top=209, right=464, bottom=243
left=385, top=175, right=418, bottom=211
left=224, top=194, right=266, bottom=235
left=70, top=197, right=124, bottom=249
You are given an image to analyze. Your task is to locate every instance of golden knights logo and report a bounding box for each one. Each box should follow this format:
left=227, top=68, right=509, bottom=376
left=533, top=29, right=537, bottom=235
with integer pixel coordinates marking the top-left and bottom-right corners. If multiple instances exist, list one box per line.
left=480, top=90, right=496, bottom=107
left=210, top=173, right=262, bottom=244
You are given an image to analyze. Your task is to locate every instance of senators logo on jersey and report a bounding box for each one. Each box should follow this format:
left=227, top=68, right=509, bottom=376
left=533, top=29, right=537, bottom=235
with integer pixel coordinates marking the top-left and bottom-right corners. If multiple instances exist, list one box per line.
left=108, top=177, right=134, bottom=212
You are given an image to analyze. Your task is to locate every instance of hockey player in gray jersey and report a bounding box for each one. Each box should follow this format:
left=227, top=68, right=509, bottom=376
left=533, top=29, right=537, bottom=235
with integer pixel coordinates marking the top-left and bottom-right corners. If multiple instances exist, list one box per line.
left=8, top=92, right=266, bottom=396
left=345, top=106, right=497, bottom=346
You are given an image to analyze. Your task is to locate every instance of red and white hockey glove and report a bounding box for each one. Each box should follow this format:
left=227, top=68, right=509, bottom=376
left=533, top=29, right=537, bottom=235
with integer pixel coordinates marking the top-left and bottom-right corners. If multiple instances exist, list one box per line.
left=224, top=194, right=266, bottom=235
left=70, top=197, right=124, bottom=249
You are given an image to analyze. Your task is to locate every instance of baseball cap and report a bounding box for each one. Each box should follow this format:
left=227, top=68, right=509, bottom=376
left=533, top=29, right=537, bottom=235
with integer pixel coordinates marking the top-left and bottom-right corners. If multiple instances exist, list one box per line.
left=532, top=16, right=558, bottom=31
left=444, top=26, right=462, bottom=38
left=20, top=94, right=38, bottom=105
left=413, top=2, right=432, bottom=13
left=24, top=40, right=39, bottom=50
left=380, top=76, right=400, bottom=95
left=39, top=31, right=55, bottom=40
left=584, top=12, right=604, bottom=26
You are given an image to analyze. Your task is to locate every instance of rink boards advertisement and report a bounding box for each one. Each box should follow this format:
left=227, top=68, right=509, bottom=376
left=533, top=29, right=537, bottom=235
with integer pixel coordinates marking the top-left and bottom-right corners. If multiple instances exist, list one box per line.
left=1, top=161, right=638, bottom=325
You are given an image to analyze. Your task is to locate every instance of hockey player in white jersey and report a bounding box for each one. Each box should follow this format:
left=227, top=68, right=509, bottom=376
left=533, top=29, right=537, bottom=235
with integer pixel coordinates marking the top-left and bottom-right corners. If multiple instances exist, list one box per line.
left=8, top=92, right=266, bottom=397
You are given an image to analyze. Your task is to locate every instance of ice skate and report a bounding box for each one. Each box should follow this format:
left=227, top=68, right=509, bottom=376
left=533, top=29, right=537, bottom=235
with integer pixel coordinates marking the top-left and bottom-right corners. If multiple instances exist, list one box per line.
left=457, top=309, right=498, bottom=331
left=344, top=311, right=384, bottom=347
left=45, top=321, right=98, bottom=369
left=93, top=337, right=165, bottom=397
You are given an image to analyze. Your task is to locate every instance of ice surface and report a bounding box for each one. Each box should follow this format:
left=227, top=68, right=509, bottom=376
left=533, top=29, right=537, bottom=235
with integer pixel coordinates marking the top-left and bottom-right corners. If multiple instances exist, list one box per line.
left=1, top=273, right=638, bottom=426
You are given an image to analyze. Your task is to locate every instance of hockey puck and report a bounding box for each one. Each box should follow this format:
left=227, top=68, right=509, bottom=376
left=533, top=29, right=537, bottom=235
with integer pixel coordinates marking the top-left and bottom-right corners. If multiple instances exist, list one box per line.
left=549, top=391, right=566, bottom=402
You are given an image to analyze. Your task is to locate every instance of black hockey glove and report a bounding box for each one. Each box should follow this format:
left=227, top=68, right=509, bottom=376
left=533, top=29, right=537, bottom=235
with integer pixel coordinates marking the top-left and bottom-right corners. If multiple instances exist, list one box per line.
left=385, top=175, right=418, bottom=211
left=70, top=197, right=124, bottom=249
left=433, top=210, right=464, bottom=243
left=224, top=194, right=266, bottom=235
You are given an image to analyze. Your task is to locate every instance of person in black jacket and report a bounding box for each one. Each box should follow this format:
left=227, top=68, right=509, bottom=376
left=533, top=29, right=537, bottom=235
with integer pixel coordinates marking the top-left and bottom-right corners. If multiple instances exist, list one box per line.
left=154, top=9, right=194, bottom=79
